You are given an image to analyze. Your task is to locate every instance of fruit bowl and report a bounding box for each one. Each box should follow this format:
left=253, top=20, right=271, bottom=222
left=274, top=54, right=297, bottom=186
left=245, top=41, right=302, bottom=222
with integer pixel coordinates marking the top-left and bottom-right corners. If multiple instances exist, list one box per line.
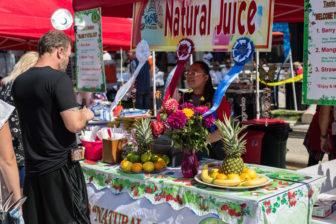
left=195, top=164, right=271, bottom=190
left=119, top=152, right=169, bottom=174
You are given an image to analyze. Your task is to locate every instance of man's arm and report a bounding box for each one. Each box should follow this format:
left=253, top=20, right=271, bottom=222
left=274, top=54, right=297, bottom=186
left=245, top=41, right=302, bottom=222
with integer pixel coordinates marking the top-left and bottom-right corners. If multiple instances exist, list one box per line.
left=0, top=122, right=21, bottom=202
left=60, top=106, right=94, bottom=133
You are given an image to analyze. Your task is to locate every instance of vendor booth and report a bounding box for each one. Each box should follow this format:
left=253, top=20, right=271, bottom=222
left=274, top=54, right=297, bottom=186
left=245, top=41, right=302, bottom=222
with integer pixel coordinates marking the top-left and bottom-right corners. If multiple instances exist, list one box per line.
left=71, top=0, right=327, bottom=224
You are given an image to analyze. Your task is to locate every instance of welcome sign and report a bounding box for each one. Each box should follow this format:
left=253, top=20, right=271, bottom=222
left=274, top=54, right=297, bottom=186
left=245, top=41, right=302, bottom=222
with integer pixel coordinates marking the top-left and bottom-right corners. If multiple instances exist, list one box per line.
left=75, top=8, right=106, bottom=92
left=303, top=0, right=336, bottom=105
left=132, top=0, right=274, bottom=51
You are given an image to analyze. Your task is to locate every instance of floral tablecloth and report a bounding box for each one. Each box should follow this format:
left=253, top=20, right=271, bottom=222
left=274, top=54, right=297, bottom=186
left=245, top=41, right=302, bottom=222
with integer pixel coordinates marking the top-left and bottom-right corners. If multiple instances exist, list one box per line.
left=81, top=160, right=325, bottom=224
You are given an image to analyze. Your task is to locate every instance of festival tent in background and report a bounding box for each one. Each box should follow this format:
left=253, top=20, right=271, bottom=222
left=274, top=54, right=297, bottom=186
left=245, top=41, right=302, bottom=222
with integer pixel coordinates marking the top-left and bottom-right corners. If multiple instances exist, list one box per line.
left=73, top=0, right=304, bottom=23
left=0, top=0, right=132, bottom=51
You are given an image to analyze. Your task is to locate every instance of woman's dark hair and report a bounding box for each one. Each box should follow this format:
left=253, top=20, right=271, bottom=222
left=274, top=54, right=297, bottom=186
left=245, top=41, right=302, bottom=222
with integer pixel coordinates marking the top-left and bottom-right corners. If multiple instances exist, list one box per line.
left=192, top=61, right=215, bottom=104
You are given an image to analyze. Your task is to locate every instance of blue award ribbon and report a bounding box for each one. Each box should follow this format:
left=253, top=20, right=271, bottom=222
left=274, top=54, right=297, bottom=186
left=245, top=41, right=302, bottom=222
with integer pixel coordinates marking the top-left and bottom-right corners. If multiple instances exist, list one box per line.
left=203, top=37, right=255, bottom=117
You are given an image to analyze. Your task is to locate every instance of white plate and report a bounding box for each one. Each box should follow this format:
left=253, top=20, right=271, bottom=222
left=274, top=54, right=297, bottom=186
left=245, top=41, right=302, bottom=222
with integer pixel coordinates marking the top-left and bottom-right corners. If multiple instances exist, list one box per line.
left=194, top=174, right=272, bottom=190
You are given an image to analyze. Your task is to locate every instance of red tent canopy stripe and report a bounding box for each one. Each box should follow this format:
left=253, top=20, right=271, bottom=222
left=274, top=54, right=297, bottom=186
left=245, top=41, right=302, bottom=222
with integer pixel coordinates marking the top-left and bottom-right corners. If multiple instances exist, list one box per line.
left=73, top=0, right=304, bottom=23
left=0, top=0, right=132, bottom=51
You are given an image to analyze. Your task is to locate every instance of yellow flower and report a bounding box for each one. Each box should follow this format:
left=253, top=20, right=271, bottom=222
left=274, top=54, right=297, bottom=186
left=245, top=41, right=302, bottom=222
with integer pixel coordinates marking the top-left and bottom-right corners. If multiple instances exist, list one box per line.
left=182, top=108, right=194, bottom=119
left=200, top=96, right=205, bottom=101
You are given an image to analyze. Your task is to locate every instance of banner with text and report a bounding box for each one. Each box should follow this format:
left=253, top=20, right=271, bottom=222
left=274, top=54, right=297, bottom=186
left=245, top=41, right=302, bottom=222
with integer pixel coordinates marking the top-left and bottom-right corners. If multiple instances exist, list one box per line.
left=303, top=1, right=336, bottom=105
left=132, top=0, right=274, bottom=52
left=75, top=8, right=106, bottom=92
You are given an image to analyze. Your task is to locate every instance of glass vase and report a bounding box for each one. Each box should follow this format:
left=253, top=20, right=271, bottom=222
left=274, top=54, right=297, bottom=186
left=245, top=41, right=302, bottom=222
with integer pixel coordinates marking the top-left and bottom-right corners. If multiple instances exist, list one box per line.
left=181, top=150, right=199, bottom=178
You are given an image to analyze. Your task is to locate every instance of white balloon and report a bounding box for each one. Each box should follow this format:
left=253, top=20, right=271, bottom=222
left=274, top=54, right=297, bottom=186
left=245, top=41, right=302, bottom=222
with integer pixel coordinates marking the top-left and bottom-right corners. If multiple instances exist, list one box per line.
left=51, top=9, right=73, bottom=31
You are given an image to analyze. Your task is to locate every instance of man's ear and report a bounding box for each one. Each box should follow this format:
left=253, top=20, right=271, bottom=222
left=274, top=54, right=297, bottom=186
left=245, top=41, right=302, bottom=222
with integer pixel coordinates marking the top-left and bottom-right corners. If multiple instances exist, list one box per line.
left=56, top=47, right=64, bottom=59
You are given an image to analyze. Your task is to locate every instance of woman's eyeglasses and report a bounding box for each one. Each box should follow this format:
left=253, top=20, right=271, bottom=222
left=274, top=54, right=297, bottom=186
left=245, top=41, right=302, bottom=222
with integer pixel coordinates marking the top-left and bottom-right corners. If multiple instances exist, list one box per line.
left=184, top=71, right=204, bottom=78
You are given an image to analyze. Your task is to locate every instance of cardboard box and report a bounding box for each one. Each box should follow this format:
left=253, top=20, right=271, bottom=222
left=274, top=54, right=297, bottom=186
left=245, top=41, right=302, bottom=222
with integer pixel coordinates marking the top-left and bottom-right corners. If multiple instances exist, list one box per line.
left=313, top=201, right=335, bottom=218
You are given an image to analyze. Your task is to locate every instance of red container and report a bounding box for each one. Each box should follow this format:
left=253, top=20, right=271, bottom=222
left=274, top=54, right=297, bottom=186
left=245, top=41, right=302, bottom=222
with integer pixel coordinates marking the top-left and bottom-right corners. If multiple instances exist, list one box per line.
left=81, top=140, right=103, bottom=161
left=242, top=130, right=265, bottom=164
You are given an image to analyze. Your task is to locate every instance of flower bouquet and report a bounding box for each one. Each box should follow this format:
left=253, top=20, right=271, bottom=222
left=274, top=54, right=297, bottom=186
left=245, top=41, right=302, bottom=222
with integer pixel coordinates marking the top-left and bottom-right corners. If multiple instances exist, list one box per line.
left=151, top=98, right=216, bottom=178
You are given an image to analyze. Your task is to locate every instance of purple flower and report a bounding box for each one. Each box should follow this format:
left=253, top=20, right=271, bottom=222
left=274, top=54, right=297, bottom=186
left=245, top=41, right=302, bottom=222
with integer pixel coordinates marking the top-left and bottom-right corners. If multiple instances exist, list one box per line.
left=179, top=102, right=195, bottom=110
left=194, top=106, right=209, bottom=115
left=167, top=110, right=187, bottom=129
left=204, top=115, right=216, bottom=128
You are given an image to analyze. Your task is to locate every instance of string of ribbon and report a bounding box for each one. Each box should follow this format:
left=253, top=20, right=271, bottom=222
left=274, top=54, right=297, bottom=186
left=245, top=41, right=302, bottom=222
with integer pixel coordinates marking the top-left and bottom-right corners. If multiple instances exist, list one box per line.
left=203, top=37, right=255, bottom=117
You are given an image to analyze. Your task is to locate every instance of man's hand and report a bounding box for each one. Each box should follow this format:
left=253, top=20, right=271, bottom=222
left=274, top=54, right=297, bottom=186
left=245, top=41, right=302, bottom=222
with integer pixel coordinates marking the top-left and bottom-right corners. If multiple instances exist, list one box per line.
left=82, top=106, right=94, bottom=121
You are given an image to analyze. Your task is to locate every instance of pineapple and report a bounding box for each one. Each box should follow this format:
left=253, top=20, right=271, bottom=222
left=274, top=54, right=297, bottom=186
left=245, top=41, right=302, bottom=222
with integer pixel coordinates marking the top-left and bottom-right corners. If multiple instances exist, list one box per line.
left=134, top=118, right=153, bottom=153
left=216, top=116, right=247, bottom=175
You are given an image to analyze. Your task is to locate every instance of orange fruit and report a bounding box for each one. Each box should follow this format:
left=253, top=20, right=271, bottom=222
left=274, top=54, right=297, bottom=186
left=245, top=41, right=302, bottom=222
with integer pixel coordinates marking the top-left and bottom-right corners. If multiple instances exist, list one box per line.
left=131, top=163, right=143, bottom=173
left=154, top=160, right=166, bottom=171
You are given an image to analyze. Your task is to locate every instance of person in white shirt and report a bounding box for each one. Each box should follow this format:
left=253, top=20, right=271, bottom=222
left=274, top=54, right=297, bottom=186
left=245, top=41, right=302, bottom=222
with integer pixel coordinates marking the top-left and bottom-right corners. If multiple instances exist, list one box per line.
left=0, top=100, right=21, bottom=208
left=209, top=61, right=223, bottom=86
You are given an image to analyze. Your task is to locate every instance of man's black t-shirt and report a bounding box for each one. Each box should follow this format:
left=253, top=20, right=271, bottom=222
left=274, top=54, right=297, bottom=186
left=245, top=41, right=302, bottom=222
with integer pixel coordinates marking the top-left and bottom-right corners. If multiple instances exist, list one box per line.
left=12, top=66, right=78, bottom=176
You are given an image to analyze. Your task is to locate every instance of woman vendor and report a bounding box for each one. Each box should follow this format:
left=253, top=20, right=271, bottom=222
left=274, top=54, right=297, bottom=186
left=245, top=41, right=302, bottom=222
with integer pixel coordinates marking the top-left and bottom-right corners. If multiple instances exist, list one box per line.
left=177, top=61, right=231, bottom=159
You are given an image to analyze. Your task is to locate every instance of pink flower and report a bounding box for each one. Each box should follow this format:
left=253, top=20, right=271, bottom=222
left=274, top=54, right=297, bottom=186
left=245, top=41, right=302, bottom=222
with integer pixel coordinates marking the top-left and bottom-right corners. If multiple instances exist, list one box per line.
left=179, top=102, right=194, bottom=110
left=163, top=98, right=179, bottom=114
left=167, top=110, right=187, bottom=129
left=194, top=106, right=209, bottom=115
left=204, top=115, right=215, bottom=128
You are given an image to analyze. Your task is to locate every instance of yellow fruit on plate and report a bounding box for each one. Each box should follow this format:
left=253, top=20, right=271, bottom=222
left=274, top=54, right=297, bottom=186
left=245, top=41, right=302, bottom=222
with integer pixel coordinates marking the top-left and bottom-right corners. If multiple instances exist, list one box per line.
left=240, top=173, right=251, bottom=181
left=213, top=178, right=241, bottom=187
left=154, top=160, right=166, bottom=171
left=120, top=160, right=133, bottom=172
left=227, top=173, right=241, bottom=180
left=209, top=169, right=219, bottom=179
left=246, top=169, right=257, bottom=179
left=143, top=161, right=155, bottom=173
left=131, top=163, right=143, bottom=173
left=201, top=166, right=214, bottom=184
left=242, top=176, right=268, bottom=187
left=242, top=167, right=249, bottom=173
left=216, top=173, right=228, bottom=180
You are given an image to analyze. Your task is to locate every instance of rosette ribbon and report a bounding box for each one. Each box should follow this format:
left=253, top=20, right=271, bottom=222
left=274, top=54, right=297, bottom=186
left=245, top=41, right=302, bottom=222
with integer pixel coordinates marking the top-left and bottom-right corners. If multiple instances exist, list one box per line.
left=203, top=37, right=255, bottom=117
left=110, top=40, right=150, bottom=112
left=163, top=38, right=194, bottom=101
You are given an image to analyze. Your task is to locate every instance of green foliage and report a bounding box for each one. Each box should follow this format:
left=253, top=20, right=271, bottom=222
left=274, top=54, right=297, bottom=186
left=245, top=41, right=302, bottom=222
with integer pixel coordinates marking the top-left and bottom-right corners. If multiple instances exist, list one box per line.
left=215, top=116, right=247, bottom=157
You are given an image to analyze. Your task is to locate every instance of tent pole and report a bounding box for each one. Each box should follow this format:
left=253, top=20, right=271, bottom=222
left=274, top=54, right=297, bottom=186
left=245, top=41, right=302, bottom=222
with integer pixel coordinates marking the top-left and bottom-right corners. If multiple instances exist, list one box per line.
left=289, top=51, right=298, bottom=111
left=120, top=48, right=123, bottom=84
left=152, top=51, right=157, bottom=116
left=256, top=51, right=260, bottom=119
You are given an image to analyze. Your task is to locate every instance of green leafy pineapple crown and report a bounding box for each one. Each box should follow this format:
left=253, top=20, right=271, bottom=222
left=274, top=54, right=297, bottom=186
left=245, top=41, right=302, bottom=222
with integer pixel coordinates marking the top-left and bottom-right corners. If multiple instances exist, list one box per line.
left=134, top=118, right=153, bottom=152
left=215, top=116, right=247, bottom=157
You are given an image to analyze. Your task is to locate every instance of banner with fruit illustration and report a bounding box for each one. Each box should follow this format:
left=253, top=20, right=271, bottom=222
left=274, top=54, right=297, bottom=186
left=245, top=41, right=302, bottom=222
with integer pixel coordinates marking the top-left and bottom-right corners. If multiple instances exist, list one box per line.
left=75, top=8, right=106, bottom=92
left=132, top=0, right=274, bottom=51
left=81, top=160, right=324, bottom=224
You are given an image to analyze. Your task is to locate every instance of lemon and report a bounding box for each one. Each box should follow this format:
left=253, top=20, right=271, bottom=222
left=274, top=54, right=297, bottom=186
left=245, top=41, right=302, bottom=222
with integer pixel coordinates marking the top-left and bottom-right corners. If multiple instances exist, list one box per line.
left=216, top=173, right=228, bottom=180
left=143, top=161, right=155, bottom=173
left=240, top=173, right=251, bottom=181
left=121, top=160, right=133, bottom=172
left=209, top=169, right=219, bottom=179
left=242, top=167, right=249, bottom=173
left=247, top=169, right=257, bottom=179
left=227, top=173, right=240, bottom=180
